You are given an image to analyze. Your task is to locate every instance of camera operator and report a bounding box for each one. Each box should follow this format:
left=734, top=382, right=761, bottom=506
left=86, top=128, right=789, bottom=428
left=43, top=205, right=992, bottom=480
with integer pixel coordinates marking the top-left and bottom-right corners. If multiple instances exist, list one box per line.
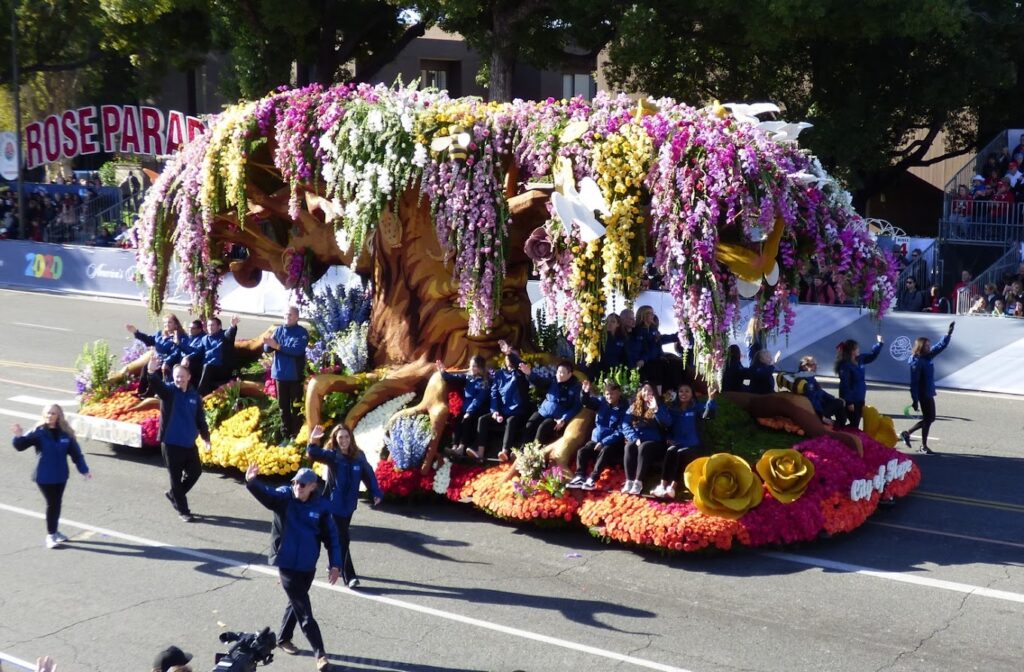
left=245, top=464, right=341, bottom=672
left=152, top=645, right=193, bottom=672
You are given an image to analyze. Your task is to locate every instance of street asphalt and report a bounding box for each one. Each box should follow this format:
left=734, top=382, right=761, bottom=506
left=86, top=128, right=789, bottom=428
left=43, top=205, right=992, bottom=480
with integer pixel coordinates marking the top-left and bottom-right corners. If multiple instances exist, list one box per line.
left=0, top=288, right=1021, bottom=672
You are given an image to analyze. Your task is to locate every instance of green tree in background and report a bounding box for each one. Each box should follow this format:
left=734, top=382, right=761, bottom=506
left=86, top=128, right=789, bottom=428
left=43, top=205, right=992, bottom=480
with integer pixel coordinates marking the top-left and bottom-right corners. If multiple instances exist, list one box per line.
left=604, top=0, right=1021, bottom=203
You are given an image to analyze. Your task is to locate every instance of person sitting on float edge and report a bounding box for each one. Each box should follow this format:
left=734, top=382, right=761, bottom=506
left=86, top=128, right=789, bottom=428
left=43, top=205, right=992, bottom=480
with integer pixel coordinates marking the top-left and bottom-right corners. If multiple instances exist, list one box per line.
left=195, top=315, right=240, bottom=395
left=469, top=342, right=533, bottom=464
left=568, top=379, right=630, bottom=491
left=650, top=382, right=716, bottom=499
left=436, top=355, right=490, bottom=458
left=127, top=313, right=187, bottom=391
left=795, top=355, right=848, bottom=427
left=520, top=359, right=583, bottom=446
left=178, top=319, right=207, bottom=386
left=620, top=383, right=671, bottom=496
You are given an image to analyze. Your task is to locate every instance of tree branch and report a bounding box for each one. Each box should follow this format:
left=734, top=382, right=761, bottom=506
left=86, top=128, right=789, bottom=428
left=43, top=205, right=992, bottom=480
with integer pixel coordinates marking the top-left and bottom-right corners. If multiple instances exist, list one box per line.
left=0, top=48, right=102, bottom=84
left=354, top=21, right=429, bottom=83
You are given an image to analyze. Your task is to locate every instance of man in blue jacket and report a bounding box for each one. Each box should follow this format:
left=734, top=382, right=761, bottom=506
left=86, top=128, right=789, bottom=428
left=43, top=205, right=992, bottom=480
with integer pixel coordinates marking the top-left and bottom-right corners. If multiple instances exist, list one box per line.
left=245, top=465, right=341, bottom=671
left=147, top=354, right=211, bottom=522
left=469, top=347, right=534, bottom=463
left=568, top=380, right=629, bottom=490
left=264, top=306, right=309, bottom=440
left=520, top=360, right=583, bottom=446
left=193, top=315, right=239, bottom=395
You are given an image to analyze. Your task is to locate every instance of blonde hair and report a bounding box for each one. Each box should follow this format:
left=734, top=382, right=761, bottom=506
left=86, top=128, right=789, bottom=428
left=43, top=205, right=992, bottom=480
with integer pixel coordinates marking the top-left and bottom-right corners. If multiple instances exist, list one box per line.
left=798, top=355, right=817, bottom=371
left=39, top=404, right=76, bottom=440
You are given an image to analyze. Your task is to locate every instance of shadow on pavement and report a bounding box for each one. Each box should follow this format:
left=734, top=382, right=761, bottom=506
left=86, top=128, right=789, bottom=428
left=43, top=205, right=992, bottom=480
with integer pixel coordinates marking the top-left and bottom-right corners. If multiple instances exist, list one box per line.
left=358, top=576, right=655, bottom=632
left=62, top=537, right=267, bottom=579
left=351, top=522, right=487, bottom=565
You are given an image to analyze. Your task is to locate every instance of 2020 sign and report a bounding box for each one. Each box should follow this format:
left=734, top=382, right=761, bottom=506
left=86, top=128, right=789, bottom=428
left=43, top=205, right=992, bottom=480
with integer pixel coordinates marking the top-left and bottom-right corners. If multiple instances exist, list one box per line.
left=24, top=252, right=63, bottom=280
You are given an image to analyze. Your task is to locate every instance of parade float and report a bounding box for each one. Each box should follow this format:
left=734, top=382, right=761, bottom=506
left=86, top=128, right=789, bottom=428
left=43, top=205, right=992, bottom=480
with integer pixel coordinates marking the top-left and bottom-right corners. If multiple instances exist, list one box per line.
left=76, top=83, right=918, bottom=553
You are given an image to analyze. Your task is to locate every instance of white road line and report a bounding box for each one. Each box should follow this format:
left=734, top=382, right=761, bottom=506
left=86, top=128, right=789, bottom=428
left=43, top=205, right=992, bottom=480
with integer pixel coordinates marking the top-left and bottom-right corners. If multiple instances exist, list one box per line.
left=0, top=503, right=694, bottom=672
left=0, top=651, right=34, bottom=670
left=761, top=551, right=1024, bottom=604
left=867, top=521, right=1024, bottom=550
left=11, top=322, right=73, bottom=332
left=0, top=407, right=43, bottom=421
left=9, top=395, right=79, bottom=407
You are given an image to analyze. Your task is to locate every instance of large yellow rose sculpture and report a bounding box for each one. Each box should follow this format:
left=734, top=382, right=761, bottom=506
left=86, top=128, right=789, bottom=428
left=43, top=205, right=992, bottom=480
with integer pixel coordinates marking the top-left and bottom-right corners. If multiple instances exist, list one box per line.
left=861, top=405, right=898, bottom=448
left=755, top=448, right=815, bottom=504
left=684, top=453, right=764, bottom=519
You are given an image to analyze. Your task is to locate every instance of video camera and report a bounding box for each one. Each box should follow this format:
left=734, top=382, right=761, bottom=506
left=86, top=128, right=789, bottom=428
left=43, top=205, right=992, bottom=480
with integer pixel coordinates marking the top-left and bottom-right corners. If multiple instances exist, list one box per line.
left=212, top=627, right=276, bottom=672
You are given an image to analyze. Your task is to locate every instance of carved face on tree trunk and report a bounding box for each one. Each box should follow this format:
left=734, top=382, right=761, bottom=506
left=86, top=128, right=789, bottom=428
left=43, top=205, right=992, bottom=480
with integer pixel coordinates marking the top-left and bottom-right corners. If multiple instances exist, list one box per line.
left=368, top=189, right=536, bottom=369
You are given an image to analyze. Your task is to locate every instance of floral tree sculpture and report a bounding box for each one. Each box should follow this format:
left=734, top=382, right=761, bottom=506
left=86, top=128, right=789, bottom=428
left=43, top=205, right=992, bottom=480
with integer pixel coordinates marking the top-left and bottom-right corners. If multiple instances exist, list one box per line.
left=135, top=84, right=896, bottom=469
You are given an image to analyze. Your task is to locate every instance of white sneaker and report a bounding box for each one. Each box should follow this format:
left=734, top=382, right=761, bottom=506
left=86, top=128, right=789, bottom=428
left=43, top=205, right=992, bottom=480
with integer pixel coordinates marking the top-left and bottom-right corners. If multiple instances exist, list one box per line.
left=566, top=475, right=585, bottom=489
left=581, top=478, right=597, bottom=491
left=620, top=480, right=634, bottom=494
left=651, top=484, right=667, bottom=498
left=665, top=484, right=676, bottom=499
left=347, top=578, right=360, bottom=589
left=53, top=531, right=69, bottom=543
left=628, top=481, right=643, bottom=496
left=45, top=534, right=60, bottom=549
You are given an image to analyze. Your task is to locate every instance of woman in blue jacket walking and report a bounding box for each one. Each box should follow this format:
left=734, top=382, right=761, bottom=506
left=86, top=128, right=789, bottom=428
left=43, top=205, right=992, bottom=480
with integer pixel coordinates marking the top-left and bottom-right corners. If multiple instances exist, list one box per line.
left=245, top=463, right=341, bottom=670
left=306, top=424, right=382, bottom=589
left=834, top=334, right=884, bottom=429
left=902, top=322, right=955, bottom=454
left=11, top=404, right=91, bottom=548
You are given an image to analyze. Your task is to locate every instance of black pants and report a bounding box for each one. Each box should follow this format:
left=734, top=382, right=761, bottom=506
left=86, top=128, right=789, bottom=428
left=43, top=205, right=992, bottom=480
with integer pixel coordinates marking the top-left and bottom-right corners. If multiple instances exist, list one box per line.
left=661, top=444, right=695, bottom=483
left=844, top=400, right=865, bottom=429
left=198, top=363, right=232, bottom=396
left=277, top=379, right=304, bottom=438
left=162, top=442, right=202, bottom=515
left=575, top=438, right=625, bottom=479
left=523, top=411, right=561, bottom=445
left=907, top=397, right=937, bottom=447
left=37, top=481, right=66, bottom=534
left=333, top=514, right=356, bottom=582
left=820, top=397, right=849, bottom=427
left=476, top=413, right=529, bottom=455
left=624, top=440, right=666, bottom=481
left=452, top=411, right=485, bottom=448
left=278, top=568, right=326, bottom=658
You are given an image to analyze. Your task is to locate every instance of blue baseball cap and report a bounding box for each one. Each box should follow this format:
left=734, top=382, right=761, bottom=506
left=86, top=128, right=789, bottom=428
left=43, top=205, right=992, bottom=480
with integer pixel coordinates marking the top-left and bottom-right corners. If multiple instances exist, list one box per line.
left=291, top=467, right=318, bottom=485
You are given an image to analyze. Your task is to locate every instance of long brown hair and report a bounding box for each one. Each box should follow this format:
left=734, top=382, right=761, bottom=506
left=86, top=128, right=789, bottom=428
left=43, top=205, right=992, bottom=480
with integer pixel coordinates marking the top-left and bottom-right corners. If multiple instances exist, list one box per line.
left=629, top=384, right=658, bottom=421
left=911, top=337, right=930, bottom=357
left=327, top=424, right=362, bottom=459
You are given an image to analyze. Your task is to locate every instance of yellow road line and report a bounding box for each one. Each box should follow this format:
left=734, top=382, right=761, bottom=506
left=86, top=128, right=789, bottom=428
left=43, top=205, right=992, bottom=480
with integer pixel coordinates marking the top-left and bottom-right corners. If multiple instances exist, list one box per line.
left=0, top=377, right=77, bottom=394
left=912, top=490, right=1024, bottom=513
left=0, top=359, right=76, bottom=373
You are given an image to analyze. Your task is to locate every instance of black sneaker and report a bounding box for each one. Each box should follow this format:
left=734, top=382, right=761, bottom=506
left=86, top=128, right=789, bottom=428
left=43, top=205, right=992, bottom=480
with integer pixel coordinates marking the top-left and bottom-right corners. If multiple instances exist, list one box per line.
left=278, top=641, right=299, bottom=655
left=900, top=431, right=912, bottom=449
left=179, top=513, right=195, bottom=522
left=919, top=445, right=935, bottom=455
left=164, top=490, right=179, bottom=512
left=566, top=476, right=585, bottom=489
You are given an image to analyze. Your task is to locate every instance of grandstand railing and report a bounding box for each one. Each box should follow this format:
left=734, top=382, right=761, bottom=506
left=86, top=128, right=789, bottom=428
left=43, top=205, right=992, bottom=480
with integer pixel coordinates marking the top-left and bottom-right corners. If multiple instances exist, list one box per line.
left=942, top=130, right=1007, bottom=195
left=954, top=246, right=1022, bottom=314
left=938, top=198, right=1024, bottom=246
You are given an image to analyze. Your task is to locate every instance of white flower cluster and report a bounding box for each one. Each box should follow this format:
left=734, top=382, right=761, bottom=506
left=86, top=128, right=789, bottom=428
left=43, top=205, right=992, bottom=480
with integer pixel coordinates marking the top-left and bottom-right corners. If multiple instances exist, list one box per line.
left=353, top=392, right=416, bottom=472
left=432, top=460, right=452, bottom=496
left=332, top=323, right=369, bottom=374
left=318, top=85, right=432, bottom=254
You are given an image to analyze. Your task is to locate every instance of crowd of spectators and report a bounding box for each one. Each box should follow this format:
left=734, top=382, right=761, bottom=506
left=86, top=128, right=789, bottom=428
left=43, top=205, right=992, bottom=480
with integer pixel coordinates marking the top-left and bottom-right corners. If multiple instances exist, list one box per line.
left=949, top=135, right=1024, bottom=235
left=963, top=263, right=1024, bottom=317
left=0, top=173, right=138, bottom=247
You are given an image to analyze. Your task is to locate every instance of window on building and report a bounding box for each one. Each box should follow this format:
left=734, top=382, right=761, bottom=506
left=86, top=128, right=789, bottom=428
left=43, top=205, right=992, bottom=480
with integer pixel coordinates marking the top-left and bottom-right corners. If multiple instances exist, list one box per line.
left=420, top=60, right=460, bottom=96
left=562, top=73, right=596, bottom=101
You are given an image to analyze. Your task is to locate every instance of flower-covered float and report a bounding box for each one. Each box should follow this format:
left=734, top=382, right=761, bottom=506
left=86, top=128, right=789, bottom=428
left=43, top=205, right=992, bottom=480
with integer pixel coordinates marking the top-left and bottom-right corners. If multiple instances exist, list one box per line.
left=108, top=82, right=916, bottom=553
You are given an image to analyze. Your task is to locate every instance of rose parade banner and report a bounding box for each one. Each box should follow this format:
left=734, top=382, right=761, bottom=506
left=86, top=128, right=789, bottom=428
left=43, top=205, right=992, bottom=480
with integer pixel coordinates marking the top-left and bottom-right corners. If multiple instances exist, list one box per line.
left=22, top=105, right=206, bottom=170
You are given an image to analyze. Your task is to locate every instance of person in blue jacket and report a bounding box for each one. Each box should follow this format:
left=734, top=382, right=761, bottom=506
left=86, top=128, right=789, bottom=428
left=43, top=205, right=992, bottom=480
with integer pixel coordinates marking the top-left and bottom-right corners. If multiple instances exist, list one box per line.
left=619, top=308, right=647, bottom=372
left=794, top=356, right=848, bottom=427
left=436, top=355, right=490, bottom=457
left=263, top=306, right=309, bottom=440
left=902, top=322, right=955, bottom=454
left=306, top=423, right=382, bottom=589
left=179, top=319, right=207, bottom=383
left=597, top=313, right=626, bottom=374
left=520, top=359, right=583, bottom=447
left=245, top=463, right=340, bottom=671
left=567, top=379, right=629, bottom=490
left=748, top=348, right=780, bottom=394
left=834, top=334, right=884, bottom=429
left=195, top=315, right=240, bottom=395
left=721, top=344, right=749, bottom=393
left=651, top=383, right=715, bottom=499
left=11, top=404, right=91, bottom=548
left=621, top=383, right=671, bottom=495
left=470, top=345, right=534, bottom=463
left=147, top=353, right=211, bottom=521
left=126, top=313, right=186, bottom=393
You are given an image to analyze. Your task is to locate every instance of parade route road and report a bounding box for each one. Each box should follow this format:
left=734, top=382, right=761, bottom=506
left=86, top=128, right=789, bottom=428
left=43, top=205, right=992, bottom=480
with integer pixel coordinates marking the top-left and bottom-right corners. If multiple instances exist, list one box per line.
left=1, top=289, right=1021, bottom=672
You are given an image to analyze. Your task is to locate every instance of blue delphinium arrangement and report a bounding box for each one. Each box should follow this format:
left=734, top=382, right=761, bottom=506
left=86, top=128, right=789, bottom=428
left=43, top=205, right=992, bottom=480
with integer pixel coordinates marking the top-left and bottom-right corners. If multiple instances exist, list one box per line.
left=384, top=414, right=433, bottom=470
